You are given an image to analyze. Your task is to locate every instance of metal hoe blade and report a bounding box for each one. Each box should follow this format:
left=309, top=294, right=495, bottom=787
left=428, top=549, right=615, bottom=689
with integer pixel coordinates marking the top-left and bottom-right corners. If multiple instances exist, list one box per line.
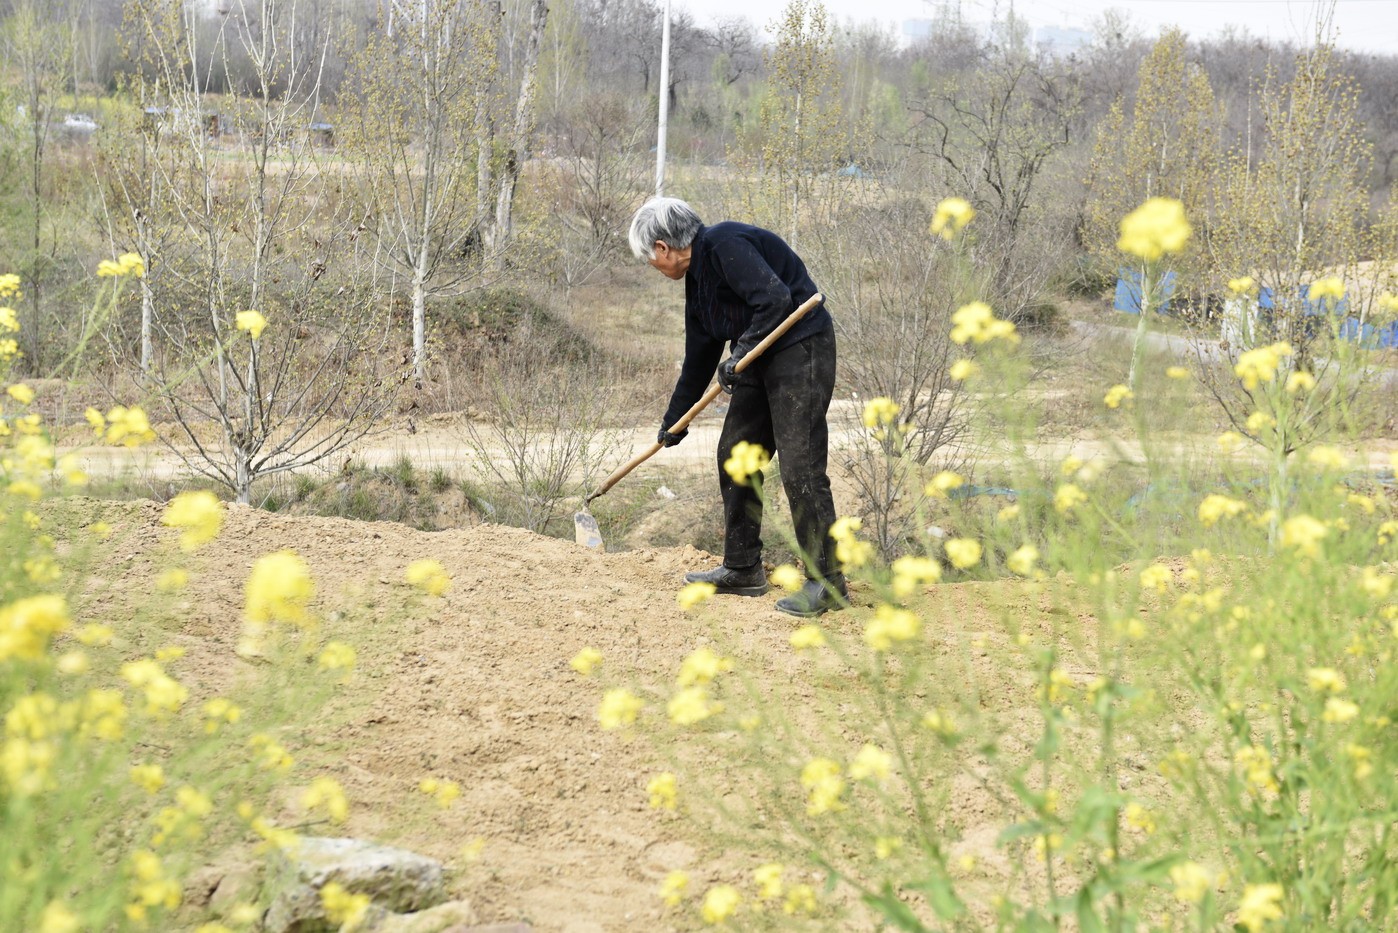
left=574, top=508, right=604, bottom=550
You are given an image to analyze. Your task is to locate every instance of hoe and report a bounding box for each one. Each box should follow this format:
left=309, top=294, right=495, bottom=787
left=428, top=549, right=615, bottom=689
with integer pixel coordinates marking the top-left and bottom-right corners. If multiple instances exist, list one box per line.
left=574, top=293, right=824, bottom=550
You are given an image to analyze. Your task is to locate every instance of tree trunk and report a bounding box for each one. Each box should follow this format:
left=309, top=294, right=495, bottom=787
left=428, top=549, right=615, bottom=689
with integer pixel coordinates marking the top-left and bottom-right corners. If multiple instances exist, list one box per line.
left=140, top=275, right=154, bottom=374
left=489, top=0, right=548, bottom=269
left=412, top=257, right=429, bottom=382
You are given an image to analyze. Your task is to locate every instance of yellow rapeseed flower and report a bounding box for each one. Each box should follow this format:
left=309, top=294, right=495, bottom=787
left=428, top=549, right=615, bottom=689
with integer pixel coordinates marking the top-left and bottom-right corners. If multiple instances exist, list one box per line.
left=783, top=884, right=818, bottom=916
left=863, top=603, right=920, bottom=651
left=1307, top=277, right=1345, bottom=304
left=6, top=383, right=34, bottom=405
left=405, top=559, right=451, bottom=596
left=1166, top=365, right=1190, bottom=380
left=723, top=441, right=769, bottom=486
left=245, top=550, right=315, bottom=625
left=1117, top=197, right=1191, bottom=261
left=1007, top=544, right=1039, bottom=577
left=1245, top=411, right=1275, bottom=433
left=1236, top=883, right=1284, bottom=932
left=130, top=763, right=166, bottom=794
left=659, top=871, right=689, bottom=907
left=202, top=697, right=242, bottom=733
left=942, top=538, right=979, bottom=571
left=320, top=882, right=370, bottom=930
left=1054, top=483, right=1087, bottom=514
left=861, top=396, right=900, bottom=429
left=38, top=901, right=79, bottom=933
left=302, top=776, right=349, bottom=823
left=873, top=836, right=903, bottom=861
left=1139, top=564, right=1172, bottom=594
left=1322, top=697, right=1359, bottom=724
left=700, top=884, right=741, bottom=925
left=417, top=777, right=460, bottom=807
left=104, top=405, right=157, bottom=447
left=754, top=863, right=784, bottom=899
left=1196, top=492, right=1252, bottom=528
left=1285, top=371, right=1316, bottom=394
left=1217, top=431, right=1246, bottom=453
left=1235, top=745, right=1278, bottom=795
left=1103, top=384, right=1132, bottom=409
left=1361, top=567, right=1393, bottom=600
left=156, top=568, right=189, bottom=593
left=848, top=744, right=893, bottom=782
left=667, top=685, right=721, bottom=725
left=922, top=709, right=957, bottom=737
left=1281, top=515, right=1327, bottom=559
left=1123, top=802, right=1156, bottom=834
left=1347, top=743, right=1374, bottom=780
left=949, top=301, right=1017, bottom=345
left=235, top=310, right=268, bottom=340
left=930, top=197, right=975, bottom=239
left=789, top=624, right=826, bottom=649
left=1170, top=861, right=1213, bottom=904
left=677, top=647, right=732, bottom=686
left=800, top=758, right=845, bottom=815
left=830, top=516, right=872, bottom=568
left=570, top=647, right=603, bottom=676
left=1306, top=446, right=1347, bottom=470
left=769, top=564, right=804, bottom=591
left=317, top=641, right=357, bottom=672
left=647, top=771, right=678, bottom=810
left=949, top=358, right=978, bottom=381
left=0, top=594, right=71, bottom=662
left=676, top=581, right=716, bottom=610
left=1228, top=276, right=1256, bottom=295
left=1306, top=667, right=1346, bottom=693
left=0, top=273, right=20, bottom=297
left=1234, top=342, right=1293, bottom=391
left=597, top=688, right=643, bottom=730
left=890, top=555, right=940, bottom=597
left=924, top=470, right=964, bottom=498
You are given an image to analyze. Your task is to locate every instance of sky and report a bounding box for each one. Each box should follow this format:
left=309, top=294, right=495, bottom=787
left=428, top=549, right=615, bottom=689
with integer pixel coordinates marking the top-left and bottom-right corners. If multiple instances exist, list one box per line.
left=676, top=0, right=1398, bottom=56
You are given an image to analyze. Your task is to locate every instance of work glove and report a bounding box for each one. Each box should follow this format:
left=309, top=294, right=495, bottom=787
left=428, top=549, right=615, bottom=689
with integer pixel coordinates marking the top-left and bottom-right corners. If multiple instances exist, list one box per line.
left=658, top=426, right=688, bottom=447
left=717, top=356, right=741, bottom=395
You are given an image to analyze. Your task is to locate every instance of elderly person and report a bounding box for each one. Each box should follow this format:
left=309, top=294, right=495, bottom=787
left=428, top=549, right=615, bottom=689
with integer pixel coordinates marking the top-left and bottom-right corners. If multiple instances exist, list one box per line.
left=628, top=196, right=844, bottom=618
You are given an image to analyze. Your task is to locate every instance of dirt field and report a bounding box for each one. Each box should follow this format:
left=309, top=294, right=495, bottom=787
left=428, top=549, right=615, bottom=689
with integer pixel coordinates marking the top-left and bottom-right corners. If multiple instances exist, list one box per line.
left=68, top=496, right=1073, bottom=931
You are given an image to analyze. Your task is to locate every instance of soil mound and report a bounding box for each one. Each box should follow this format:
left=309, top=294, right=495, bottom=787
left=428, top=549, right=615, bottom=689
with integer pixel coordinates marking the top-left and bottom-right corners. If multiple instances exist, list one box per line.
left=68, top=497, right=817, bottom=931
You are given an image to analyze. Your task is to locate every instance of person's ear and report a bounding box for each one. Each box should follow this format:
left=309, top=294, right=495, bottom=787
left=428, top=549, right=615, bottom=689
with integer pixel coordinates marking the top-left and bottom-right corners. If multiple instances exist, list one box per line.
left=653, top=241, right=669, bottom=259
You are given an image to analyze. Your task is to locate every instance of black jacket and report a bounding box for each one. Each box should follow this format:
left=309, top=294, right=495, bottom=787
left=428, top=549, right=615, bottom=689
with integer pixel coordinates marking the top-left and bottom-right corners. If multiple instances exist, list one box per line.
left=661, top=222, right=832, bottom=430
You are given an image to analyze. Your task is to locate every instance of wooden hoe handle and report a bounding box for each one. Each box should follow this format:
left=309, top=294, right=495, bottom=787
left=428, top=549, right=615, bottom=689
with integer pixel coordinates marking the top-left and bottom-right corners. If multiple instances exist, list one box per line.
left=586, top=293, right=824, bottom=503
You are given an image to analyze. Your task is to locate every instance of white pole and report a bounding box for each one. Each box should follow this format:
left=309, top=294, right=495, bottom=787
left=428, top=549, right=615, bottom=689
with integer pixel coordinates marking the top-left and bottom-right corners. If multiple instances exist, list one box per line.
left=655, top=0, right=671, bottom=196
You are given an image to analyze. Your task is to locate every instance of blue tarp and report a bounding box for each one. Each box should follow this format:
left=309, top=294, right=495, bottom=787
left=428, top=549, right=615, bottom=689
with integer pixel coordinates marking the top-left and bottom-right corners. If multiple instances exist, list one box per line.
left=1114, top=268, right=1177, bottom=315
left=1251, top=286, right=1396, bottom=349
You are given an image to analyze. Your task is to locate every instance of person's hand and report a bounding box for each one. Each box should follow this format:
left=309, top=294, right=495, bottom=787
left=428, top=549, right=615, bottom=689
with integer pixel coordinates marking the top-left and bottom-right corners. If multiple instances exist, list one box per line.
left=717, top=357, right=741, bottom=394
left=658, top=426, right=688, bottom=447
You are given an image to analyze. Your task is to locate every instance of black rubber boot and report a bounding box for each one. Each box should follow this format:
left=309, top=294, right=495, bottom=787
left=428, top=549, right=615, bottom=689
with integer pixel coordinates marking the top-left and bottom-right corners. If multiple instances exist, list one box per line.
left=775, top=576, right=847, bottom=618
left=683, top=563, right=769, bottom=596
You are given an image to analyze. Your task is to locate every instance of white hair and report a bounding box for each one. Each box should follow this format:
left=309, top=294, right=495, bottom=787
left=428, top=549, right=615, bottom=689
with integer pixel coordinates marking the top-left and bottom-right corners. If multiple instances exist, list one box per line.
left=627, top=197, right=703, bottom=260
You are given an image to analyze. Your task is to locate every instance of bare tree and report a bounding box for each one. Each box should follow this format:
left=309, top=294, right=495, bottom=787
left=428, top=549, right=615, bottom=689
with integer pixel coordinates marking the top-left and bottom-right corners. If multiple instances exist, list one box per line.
left=2, top=1, right=74, bottom=370
left=114, top=0, right=403, bottom=503
left=484, top=0, right=548, bottom=264
left=340, top=0, right=498, bottom=380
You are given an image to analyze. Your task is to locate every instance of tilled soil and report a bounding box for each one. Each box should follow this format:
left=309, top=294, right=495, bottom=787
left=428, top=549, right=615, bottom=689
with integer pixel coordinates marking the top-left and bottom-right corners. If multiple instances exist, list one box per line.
left=65, top=498, right=1092, bottom=932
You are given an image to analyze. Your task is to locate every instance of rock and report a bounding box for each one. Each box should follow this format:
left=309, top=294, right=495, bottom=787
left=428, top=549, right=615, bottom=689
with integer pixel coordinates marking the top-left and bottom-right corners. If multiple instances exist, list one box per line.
left=209, top=861, right=262, bottom=914
left=264, top=837, right=446, bottom=933
left=364, top=900, right=480, bottom=932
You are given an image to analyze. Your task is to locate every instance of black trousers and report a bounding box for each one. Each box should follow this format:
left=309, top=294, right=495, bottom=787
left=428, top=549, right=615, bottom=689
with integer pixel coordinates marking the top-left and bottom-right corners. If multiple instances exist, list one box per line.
left=718, top=325, right=838, bottom=580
